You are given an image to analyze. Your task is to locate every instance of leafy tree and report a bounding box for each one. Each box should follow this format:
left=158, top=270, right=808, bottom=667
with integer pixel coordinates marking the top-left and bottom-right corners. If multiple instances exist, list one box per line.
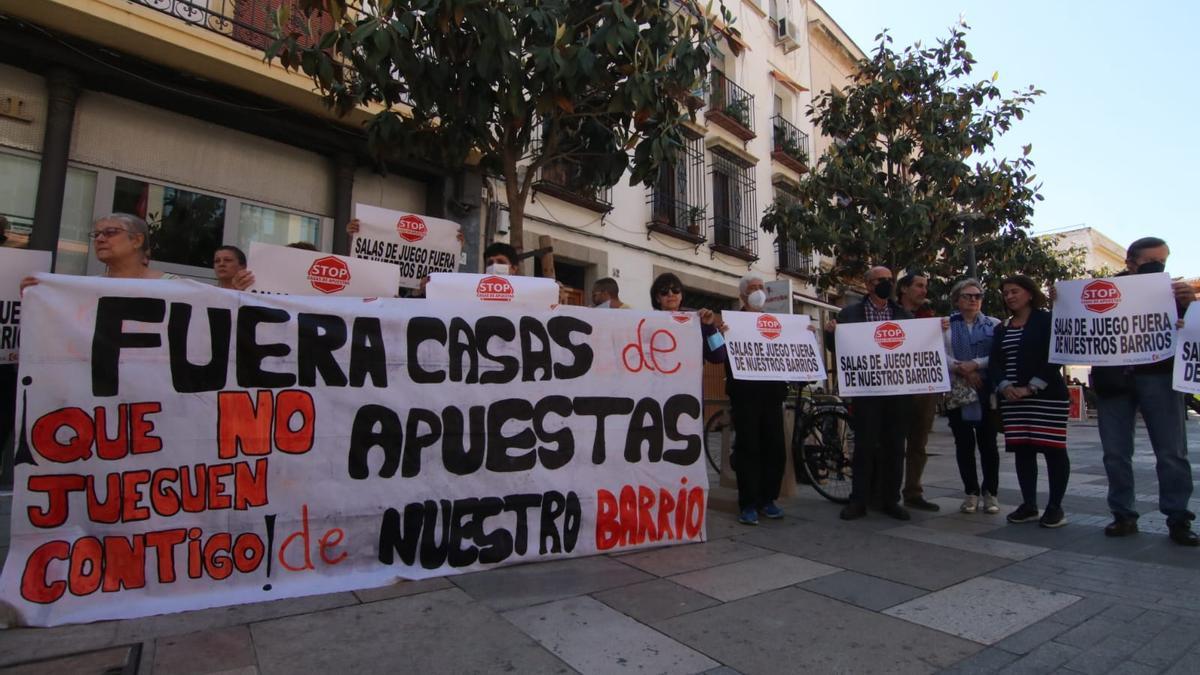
left=762, top=23, right=1069, bottom=297
left=267, top=0, right=726, bottom=252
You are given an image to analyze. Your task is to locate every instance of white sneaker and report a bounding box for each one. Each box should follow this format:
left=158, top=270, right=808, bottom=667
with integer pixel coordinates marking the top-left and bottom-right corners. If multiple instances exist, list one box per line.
left=983, top=492, right=1000, bottom=514
left=960, top=494, right=978, bottom=513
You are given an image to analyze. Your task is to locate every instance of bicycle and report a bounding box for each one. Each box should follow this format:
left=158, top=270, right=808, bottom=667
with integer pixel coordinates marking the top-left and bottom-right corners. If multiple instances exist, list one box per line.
left=790, top=392, right=854, bottom=503
left=703, top=401, right=733, bottom=473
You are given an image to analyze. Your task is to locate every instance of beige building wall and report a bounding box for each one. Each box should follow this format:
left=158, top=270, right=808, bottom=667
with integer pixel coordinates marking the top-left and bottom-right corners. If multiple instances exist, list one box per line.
left=806, top=1, right=867, bottom=161
left=1042, top=226, right=1127, bottom=274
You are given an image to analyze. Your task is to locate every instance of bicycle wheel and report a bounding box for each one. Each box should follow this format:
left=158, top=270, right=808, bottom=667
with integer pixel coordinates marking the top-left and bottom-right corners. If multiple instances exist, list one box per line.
left=799, top=409, right=854, bottom=503
left=703, top=409, right=730, bottom=473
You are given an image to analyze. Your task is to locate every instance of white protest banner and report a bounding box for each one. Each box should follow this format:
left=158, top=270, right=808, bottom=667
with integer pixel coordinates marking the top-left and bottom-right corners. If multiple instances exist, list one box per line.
left=425, top=272, right=560, bottom=309
left=1051, top=273, right=1177, bottom=366
left=0, top=276, right=706, bottom=626
left=834, top=318, right=950, bottom=396
left=763, top=279, right=792, bottom=314
left=0, top=248, right=52, bottom=363
left=1174, top=302, right=1200, bottom=394
left=723, top=311, right=826, bottom=382
left=247, top=241, right=401, bottom=298
left=352, top=204, right=462, bottom=289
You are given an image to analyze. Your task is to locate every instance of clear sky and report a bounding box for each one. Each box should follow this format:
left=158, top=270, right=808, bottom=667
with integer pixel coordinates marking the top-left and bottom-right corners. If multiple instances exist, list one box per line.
left=816, top=0, right=1200, bottom=277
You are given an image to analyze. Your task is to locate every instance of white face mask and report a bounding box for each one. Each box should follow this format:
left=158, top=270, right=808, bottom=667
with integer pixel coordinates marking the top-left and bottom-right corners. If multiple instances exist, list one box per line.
left=747, top=289, right=767, bottom=310
left=485, top=262, right=510, bottom=276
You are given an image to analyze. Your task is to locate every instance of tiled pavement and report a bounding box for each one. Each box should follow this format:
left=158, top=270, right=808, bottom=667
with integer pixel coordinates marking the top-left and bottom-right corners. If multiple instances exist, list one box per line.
left=0, top=416, right=1197, bottom=674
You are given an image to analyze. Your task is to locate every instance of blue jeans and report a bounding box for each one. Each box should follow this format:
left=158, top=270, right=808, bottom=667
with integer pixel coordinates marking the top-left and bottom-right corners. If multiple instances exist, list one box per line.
left=1096, top=372, right=1194, bottom=523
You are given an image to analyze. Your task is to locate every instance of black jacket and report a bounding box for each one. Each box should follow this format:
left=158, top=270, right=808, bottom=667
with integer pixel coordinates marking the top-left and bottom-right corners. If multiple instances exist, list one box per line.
left=823, top=298, right=915, bottom=352
left=1090, top=271, right=1180, bottom=395
left=987, top=309, right=1068, bottom=400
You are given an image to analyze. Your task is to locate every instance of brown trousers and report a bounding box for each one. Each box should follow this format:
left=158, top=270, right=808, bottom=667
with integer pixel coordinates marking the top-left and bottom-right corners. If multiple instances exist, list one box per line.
left=902, top=393, right=938, bottom=501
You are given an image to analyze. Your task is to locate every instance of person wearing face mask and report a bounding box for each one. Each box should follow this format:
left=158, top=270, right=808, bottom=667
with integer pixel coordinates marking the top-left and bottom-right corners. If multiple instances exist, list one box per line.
left=824, top=266, right=915, bottom=521
left=1089, top=237, right=1197, bottom=546
left=483, top=242, right=520, bottom=276
left=724, top=273, right=789, bottom=525
left=592, top=277, right=630, bottom=308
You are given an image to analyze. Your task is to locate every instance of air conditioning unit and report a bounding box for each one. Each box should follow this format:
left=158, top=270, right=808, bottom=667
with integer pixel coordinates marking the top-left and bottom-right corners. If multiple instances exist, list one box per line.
left=776, top=17, right=800, bottom=54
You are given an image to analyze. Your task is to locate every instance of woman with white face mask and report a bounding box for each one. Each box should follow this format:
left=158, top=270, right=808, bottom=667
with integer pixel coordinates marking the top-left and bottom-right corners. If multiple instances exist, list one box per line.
left=726, top=273, right=790, bottom=526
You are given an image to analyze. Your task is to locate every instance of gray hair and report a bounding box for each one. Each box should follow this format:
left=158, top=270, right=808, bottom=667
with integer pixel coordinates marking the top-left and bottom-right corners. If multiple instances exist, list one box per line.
left=949, top=277, right=983, bottom=303
left=96, top=213, right=151, bottom=258
left=738, top=272, right=765, bottom=297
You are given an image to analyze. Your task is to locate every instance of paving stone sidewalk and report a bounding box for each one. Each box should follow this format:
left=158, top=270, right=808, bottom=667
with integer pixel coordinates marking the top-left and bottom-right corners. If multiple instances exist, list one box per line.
left=1, top=417, right=1197, bottom=674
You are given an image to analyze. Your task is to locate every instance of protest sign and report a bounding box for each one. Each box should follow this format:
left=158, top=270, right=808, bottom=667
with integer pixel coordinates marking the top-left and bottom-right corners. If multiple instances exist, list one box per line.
left=246, top=242, right=401, bottom=298
left=0, top=276, right=707, bottom=626
left=1050, top=273, right=1177, bottom=366
left=723, top=311, right=826, bottom=382
left=0, top=248, right=51, bottom=363
left=1174, top=302, right=1200, bottom=394
left=352, top=205, right=462, bottom=289
left=834, top=318, right=950, bottom=396
left=763, top=279, right=792, bottom=314
left=424, top=272, right=560, bottom=309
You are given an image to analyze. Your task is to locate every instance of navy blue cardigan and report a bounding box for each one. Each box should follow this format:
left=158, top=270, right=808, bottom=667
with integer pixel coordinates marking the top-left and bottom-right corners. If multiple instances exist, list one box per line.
left=986, top=309, right=1068, bottom=401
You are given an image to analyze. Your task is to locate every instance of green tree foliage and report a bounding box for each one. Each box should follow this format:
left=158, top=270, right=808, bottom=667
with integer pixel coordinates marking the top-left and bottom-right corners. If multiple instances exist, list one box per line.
left=266, top=0, right=726, bottom=251
left=762, top=23, right=1077, bottom=302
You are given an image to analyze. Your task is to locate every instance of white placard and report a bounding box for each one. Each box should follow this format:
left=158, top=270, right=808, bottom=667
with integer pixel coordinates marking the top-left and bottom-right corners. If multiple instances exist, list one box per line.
left=763, top=279, right=792, bottom=314
left=0, top=248, right=52, bottom=363
left=723, top=311, right=825, bottom=382
left=834, top=318, right=951, bottom=396
left=1174, top=302, right=1200, bottom=394
left=247, top=242, right=401, bottom=297
left=1, top=275, right=707, bottom=626
left=352, top=204, right=462, bottom=289
left=1051, top=273, right=1177, bottom=366
left=424, top=272, right=560, bottom=309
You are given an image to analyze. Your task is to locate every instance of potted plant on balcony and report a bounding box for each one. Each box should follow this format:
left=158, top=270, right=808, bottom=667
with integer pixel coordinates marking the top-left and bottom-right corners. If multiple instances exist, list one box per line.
left=781, top=133, right=807, bottom=164
left=685, top=205, right=705, bottom=235
left=723, top=98, right=751, bottom=129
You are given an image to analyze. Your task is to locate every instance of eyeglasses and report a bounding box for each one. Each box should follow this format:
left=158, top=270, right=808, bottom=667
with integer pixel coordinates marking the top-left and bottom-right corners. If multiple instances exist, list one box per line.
left=656, top=286, right=682, bottom=296
left=959, top=293, right=983, bottom=300
left=89, top=227, right=129, bottom=240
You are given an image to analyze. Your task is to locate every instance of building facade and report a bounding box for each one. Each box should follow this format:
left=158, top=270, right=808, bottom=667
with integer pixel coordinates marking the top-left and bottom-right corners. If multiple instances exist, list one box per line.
left=0, top=0, right=480, bottom=281
left=1041, top=225, right=1128, bottom=276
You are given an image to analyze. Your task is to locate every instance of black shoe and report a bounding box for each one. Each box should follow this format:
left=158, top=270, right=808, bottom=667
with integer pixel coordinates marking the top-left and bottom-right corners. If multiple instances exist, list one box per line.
left=1039, top=505, right=1068, bottom=529
left=1007, top=504, right=1040, bottom=523
left=1168, top=521, right=1199, bottom=546
left=904, top=497, right=941, bottom=512
left=881, top=504, right=912, bottom=521
left=1104, top=516, right=1138, bottom=537
left=840, top=502, right=867, bottom=521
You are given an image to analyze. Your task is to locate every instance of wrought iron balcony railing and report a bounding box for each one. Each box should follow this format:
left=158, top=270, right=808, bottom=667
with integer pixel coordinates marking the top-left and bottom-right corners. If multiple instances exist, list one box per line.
left=770, top=114, right=810, bottom=173
left=533, top=159, right=614, bottom=213
left=130, top=0, right=362, bottom=52
left=777, top=239, right=817, bottom=278
left=706, top=70, right=756, bottom=140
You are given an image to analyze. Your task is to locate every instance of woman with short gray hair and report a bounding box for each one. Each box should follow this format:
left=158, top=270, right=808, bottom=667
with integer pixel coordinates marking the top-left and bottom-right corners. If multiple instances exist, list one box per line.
left=943, top=278, right=1001, bottom=514
left=21, top=213, right=178, bottom=291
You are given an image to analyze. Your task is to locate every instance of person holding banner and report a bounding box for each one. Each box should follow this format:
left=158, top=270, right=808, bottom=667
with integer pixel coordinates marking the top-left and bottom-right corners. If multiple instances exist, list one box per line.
left=1090, top=237, right=1196, bottom=545
left=724, top=273, right=789, bottom=525
left=649, top=273, right=726, bottom=362
left=484, top=242, right=520, bottom=276
left=21, top=214, right=179, bottom=293
left=212, top=245, right=251, bottom=290
left=988, top=275, right=1071, bottom=528
left=825, top=266, right=915, bottom=521
left=897, top=271, right=941, bottom=512
left=943, top=278, right=1001, bottom=514
left=592, top=277, right=631, bottom=309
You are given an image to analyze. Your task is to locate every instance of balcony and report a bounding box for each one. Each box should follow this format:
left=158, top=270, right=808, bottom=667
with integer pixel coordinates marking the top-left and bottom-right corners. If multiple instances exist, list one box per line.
left=129, top=0, right=358, bottom=51
left=646, top=132, right=707, bottom=244
left=705, top=70, right=756, bottom=141
left=770, top=114, right=810, bottom=174
left=533, top=159, right=614, bottom=213
left=777, top=239, right=817, bottom=278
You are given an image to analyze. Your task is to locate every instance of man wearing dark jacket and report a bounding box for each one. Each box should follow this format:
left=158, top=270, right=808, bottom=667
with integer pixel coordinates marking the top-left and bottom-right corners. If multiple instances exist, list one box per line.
left=1091, top=237, right=1196, bottom=546
left=825, top=266, right=915, bottom=521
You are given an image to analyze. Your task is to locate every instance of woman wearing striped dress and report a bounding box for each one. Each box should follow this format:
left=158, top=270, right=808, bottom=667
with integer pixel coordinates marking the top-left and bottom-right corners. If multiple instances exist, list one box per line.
left=987, top=275, right=1071, bottom=528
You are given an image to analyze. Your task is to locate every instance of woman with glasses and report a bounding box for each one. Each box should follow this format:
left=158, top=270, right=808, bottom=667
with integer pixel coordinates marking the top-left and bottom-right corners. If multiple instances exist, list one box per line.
left=987, top=275, right=1071, bottom=528
left=943, top=278, right=1001, bottom=514
left=21, top=213, right=178, bottom=292
left=649, top=272, right=726, bottom=363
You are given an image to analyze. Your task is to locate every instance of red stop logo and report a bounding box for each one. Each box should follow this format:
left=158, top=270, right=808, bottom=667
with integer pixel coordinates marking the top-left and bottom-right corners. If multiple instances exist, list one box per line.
left=396, top=214, right=427, bottom=243
left=307, top=256, right=350, bottom=294
left=671, top=313, right=692, bottom=324
left=757, top=313, right=782, bottom=340
left=476, top=275, right=514, bottom=302
left=1080, top=279, right=1120, bottom=313
left=874, top=321, right=905, bottom=350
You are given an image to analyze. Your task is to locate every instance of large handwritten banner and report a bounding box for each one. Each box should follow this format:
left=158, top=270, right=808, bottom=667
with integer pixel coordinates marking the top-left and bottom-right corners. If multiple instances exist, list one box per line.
left=834, top=318, right=950, bottom=396
left=352, top=204, right=462, bottom=289
left=247, top=242, right=401, bottom=298
left=0, top=276, right=707, bottom=626
left=723, top=311, right=826, bottom=382
left=1051, top=273, right=1177, bottom=366
left=1174, top=303, right=1200, bottom=394
left=0, top=248, right=52, bottom=363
